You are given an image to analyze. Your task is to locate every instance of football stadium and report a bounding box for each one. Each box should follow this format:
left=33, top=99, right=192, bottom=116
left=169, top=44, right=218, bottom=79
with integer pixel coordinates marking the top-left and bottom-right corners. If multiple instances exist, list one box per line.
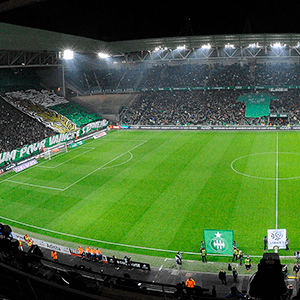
left=1, top=13, right=300, bottom=300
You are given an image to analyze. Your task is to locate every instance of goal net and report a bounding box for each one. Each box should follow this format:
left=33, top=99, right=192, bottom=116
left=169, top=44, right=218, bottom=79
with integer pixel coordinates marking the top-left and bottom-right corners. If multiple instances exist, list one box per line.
left=43, top=143, right=68, bottom=160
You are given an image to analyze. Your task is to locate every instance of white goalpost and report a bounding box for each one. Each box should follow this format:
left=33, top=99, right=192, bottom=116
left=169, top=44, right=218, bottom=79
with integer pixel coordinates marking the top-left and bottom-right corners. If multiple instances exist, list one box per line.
left=43, top=142, right=68, bottom=160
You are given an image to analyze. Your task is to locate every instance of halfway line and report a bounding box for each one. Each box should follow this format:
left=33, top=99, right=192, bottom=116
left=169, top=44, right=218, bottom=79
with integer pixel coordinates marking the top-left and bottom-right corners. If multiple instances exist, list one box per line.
left=275, top=132, right=279, bottom=229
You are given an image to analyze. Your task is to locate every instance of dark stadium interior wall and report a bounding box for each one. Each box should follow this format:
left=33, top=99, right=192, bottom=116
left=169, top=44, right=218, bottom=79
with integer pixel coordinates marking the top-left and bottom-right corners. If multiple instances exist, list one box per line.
left=35, top=68, right=64, bottom=96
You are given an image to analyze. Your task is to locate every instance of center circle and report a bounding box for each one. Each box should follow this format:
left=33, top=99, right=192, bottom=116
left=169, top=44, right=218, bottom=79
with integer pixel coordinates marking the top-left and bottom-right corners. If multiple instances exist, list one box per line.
left=231, top=152, right=300, bottom=180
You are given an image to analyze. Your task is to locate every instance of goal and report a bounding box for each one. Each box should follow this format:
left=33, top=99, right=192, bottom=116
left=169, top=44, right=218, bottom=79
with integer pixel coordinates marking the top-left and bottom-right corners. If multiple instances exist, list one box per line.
left=43, top=142, right=68, bottom=160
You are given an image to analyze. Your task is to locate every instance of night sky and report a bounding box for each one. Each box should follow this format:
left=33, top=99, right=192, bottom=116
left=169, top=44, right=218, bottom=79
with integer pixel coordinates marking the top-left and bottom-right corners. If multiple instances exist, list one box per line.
left=1, top=0, right=300, bottom=41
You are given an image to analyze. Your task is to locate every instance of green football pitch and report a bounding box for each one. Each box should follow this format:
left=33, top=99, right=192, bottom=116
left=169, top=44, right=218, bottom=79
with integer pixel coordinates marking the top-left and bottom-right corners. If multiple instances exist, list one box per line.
left=0, top=130, right=299, bottom=259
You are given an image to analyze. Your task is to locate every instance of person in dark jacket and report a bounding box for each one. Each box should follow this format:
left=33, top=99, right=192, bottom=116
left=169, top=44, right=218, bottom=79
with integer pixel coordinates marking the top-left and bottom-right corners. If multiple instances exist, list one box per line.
left=233, top=267, right=238, bottom=283
left=219, top=269, right=227, bottom=285
left=225, top=286, right=243, bottom=299
left=263, top=235, right=268, bottom=251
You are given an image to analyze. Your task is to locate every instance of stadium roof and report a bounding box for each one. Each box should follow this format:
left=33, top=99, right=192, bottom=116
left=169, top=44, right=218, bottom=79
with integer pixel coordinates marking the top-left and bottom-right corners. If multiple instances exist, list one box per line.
left=2, top=21, right=300, bottom=55
left=0, top=22, right=108, bottom=52
left=109, top=34, right=300, bottom=54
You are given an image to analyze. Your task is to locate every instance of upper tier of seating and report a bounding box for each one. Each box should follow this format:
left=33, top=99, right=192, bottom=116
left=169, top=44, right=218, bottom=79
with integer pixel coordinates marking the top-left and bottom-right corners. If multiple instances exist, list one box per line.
left=66, top=62, right=300, bottom=93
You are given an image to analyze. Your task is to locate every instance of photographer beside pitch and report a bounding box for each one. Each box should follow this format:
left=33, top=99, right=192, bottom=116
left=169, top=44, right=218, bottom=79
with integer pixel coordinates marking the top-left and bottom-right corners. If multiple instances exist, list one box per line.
left=175, top=251, right=182, bottom=270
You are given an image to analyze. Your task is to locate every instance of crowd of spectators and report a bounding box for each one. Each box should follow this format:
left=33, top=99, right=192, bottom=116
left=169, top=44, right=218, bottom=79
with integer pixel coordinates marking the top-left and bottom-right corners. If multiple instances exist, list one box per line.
left=122, top=90, right=244, bottom=125
left=3, top=91, right=78, bottom=134
left=0, top=97, right=55, bottom=153
left=69, top=62, right=300, bottom=92
left=69, top=61, right=300, bottom=126
left=122, top=90, right=300, bottom=126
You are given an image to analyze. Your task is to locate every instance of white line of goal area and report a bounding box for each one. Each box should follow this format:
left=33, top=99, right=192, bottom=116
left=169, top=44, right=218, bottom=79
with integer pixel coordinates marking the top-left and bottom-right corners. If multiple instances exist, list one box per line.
left=37, top=147, right=96, bottom=169
left=3, top=139, right=148, bottom=192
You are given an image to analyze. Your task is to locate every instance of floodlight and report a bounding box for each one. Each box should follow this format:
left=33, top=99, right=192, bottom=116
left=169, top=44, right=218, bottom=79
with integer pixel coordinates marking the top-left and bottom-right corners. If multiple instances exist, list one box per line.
left=248, top=43, right=261, bottom=48
left=271, top=42, right=286, bottom=48
left=153, top=46, right=168, bottom=52
left=201, top=44, right=211, bottom=49
left=225, top=43, right=235, bottom=49
left=176, top=45, right=186, bottom=50
left=294, top=42, right=300, bottom=48
left=63, top=50, right=74, bottom=60
left=98, top=52, right=110, bottom=59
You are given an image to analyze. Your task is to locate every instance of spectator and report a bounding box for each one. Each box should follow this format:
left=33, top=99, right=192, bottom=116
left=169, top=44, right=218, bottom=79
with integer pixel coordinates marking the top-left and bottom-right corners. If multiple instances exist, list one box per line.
left=263, top=235, right=268, bottom=251
left=238, top=250, right=244, bottom=265
left=96, top=248, right=102, bottom=262
left=185, top=277, right=196, bottom=294
left=245, top=255, right=252, bottom=271
left=287, top=284, right=294, bottom=299
left=233, top=267, right=238, bottom=283
left=78, top=246, right=84, bottom=258
left=218, top=269, right=227, bottom=285
left=293, top=262, right=300, bottom=281
left=225, top=286, right=243, bottom=299
left=286, top=238, right=290, bottom=251
left=212, top=285, right=217, bottom=298
left=18, top=240, right=23, bottom=251
left=201, top=248, right=207, bottom=263
left=175, top=251, right=182, bottom=270
left=51, top=250, right=58, bottom=262
left=0, top=97, right=55, bottom=156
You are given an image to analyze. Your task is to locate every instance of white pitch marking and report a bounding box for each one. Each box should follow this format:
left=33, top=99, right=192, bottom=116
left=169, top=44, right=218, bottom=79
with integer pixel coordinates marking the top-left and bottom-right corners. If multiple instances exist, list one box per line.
left=0, top=213, right=294, bottom=258
left=1, top=140, right=147, bottom=191
left=38, top=147, right=96, bottom=169
left=276, top=132, right=279, bottom=229
left=4, top=180, right=65, bottom=191
left=231, top=151, right=300, bottom=180
left=61, top=140, right=148, bottom=191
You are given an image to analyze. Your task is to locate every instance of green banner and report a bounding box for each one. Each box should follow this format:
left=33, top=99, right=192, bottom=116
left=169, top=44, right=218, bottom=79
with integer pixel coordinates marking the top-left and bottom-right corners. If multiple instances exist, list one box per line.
left=0, top=120, right=108, bottom=166
left=203, top=229, right=233, bottom=255
left=238, top=93, right=276, bottom=118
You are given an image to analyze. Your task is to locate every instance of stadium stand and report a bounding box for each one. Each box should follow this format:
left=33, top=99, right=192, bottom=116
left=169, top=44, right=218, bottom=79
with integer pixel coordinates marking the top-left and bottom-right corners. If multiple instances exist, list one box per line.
left=70, top=62, right=300, bottom=92
left=2, top=61, right=300, bottom=160
left=2, top=93, right=77, bottom=134
left=5, top=89, right=68, bottom=107
left=120, top=90, right=300, bottom=126
left=49, top=102, right=101, bottom=127
left=65, top=62, right=300, bottom=126
left=0, top=96, right=55, bottom=154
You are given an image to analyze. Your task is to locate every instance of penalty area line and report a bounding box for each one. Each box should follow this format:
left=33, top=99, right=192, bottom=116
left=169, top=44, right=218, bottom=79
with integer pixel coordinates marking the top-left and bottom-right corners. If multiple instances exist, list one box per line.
left=3, top=179, right=64, bottom=191
left=61, top=139, right=148, bottom=191
left=1, top=140, right=147, bottom=191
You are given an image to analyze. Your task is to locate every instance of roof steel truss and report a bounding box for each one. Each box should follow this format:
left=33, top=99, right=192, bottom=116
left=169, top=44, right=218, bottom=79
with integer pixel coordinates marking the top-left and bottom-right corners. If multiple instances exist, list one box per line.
left=0, top=50, right=61, bottom=68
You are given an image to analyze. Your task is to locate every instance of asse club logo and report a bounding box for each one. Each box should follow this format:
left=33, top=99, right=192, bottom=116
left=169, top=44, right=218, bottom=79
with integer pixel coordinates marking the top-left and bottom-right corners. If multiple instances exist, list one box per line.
left=210, top=232, right=228, bottom=252
left=203, top=229, right=233, bottom=255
